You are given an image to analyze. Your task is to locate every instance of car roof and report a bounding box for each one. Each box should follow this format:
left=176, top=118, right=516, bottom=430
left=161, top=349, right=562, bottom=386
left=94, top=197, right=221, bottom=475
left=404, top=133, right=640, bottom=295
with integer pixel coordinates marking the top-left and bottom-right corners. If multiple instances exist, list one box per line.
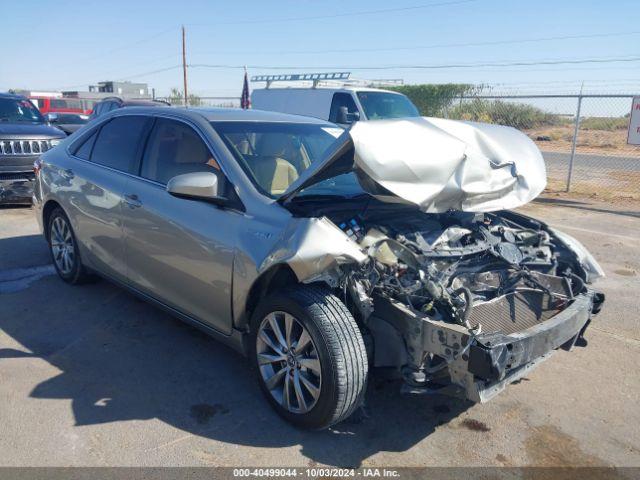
left=121, top=99, right=169, bottom=106
left=0, top=92, right=28, bottom=100
left=111, top=106, right=333, bottom=124
left=97, top=97, right=168, bottom=106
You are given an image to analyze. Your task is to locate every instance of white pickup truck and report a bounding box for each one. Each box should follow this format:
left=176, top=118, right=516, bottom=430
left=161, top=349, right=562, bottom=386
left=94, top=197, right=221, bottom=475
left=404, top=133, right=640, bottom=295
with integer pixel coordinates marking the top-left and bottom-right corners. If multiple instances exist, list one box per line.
left=251, top=86, right=420, bottom=125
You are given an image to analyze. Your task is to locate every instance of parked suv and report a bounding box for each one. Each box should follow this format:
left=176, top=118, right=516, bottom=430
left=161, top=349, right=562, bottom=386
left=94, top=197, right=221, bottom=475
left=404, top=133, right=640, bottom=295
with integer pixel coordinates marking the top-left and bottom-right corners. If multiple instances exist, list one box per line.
left=33, top=107, right=603, bottom=429
left=89, top=97, right=169, bottom=120
left=252, top=86, right=420, bottom=125
left=0, top=93, right=65, bottom=204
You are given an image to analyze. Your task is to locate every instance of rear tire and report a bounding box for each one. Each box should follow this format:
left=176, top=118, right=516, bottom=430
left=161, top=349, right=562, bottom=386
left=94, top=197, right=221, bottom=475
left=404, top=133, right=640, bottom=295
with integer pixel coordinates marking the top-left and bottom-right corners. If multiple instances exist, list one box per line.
left=250, top=285, right=368, bottom=430
left=47, top=207, right=93, bottom=284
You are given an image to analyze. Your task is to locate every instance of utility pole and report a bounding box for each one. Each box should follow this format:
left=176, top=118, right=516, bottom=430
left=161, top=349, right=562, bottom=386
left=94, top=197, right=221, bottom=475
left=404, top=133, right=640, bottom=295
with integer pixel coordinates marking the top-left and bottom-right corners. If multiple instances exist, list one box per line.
left=182, top=25, right=188, bottom=106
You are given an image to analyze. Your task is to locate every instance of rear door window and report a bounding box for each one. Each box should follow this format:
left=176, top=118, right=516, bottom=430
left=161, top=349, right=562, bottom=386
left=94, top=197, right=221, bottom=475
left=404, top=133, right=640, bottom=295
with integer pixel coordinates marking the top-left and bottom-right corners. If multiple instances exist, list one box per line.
left=90, top=116, right=150, bottom=173
left=92, top=103, right=104, bottom=117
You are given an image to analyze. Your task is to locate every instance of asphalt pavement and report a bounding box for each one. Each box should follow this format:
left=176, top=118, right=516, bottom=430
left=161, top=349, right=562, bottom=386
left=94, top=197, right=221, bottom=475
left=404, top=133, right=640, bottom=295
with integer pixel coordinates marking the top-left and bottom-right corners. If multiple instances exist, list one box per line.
left=542, top=151, right=640, bottom=173
left=0, top=200, right=639, bottom=467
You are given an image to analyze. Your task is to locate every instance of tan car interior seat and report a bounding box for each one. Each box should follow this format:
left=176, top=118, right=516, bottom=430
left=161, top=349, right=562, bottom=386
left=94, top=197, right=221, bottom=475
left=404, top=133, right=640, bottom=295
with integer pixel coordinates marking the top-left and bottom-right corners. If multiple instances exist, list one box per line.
left=247, top=134, right=299, bottom=195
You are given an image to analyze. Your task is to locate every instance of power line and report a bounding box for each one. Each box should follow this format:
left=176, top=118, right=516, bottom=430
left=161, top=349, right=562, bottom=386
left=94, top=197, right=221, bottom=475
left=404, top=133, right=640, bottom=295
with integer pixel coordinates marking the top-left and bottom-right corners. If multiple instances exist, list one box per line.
left=49, top=56, right=639, bottom=91
left=77, top=28, right=177, bottom=63
left=189, top=55, right=640, bottom=71
left=191, top=30, right=640, bottom=56
left=52, top=65, right=182, bottom=90
left=186, top=0, right=479, bottom=26
left=116, top=65, right=183, bottom=81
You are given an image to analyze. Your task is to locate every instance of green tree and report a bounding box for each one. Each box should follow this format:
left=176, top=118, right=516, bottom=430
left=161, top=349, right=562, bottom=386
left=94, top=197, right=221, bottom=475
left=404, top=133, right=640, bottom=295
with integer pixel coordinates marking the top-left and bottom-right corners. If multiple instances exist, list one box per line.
left=167, top=87, right=202, bottom=106
left=448, top=99, right=562, bottom=129
left=386, top=83, right=482, bottom=116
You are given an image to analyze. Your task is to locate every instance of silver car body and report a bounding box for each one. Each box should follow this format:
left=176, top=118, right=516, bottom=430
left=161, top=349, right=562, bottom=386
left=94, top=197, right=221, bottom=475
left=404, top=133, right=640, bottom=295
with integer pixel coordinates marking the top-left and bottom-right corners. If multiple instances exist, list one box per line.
left=33, top=107, right=604, bottom=403
left=34, top=109, right=361, bottom=342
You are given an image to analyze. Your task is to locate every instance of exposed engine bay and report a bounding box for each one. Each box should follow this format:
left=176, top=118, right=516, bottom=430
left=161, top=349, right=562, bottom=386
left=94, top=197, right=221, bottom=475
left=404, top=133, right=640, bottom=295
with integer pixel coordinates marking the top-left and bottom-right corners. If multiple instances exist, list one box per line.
left=341, top=209, right=580, bottom=332
left=304, top=204, right=605, bottom=402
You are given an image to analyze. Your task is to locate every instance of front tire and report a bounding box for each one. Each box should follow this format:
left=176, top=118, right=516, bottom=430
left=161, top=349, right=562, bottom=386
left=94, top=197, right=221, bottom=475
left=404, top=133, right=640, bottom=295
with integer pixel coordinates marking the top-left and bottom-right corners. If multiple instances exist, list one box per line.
left=48, top=207, right=92, bottom=284
left=251, top=285, right=368, bottom=430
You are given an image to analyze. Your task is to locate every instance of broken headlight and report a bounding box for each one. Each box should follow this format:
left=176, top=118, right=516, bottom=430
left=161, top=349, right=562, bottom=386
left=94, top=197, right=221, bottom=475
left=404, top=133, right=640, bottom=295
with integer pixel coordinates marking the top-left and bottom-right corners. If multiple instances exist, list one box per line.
left=551, top=228, right=605, bottom=283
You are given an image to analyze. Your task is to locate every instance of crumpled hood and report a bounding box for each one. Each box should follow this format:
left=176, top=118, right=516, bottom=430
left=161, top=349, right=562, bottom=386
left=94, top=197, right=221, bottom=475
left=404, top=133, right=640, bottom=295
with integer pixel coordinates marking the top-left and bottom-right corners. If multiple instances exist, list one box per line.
left=350, top=117, right=546, bottom=212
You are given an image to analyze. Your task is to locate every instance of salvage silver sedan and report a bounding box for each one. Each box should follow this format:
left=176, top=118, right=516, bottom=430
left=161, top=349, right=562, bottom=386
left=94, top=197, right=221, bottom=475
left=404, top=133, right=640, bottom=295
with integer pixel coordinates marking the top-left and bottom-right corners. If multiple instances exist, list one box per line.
left=33, top=107, right=604, bottom=429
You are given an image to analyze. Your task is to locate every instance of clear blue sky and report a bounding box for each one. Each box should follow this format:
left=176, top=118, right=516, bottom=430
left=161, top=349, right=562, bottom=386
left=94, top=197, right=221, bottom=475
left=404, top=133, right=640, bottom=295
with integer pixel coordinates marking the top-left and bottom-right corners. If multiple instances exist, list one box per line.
left=1, top=0, right=639, bottom=97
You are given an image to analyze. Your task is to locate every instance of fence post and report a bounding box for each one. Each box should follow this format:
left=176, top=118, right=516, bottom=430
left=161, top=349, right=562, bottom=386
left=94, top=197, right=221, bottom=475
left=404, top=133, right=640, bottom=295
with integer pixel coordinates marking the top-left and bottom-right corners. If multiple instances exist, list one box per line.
left=566, top=94, right=583, bottom=192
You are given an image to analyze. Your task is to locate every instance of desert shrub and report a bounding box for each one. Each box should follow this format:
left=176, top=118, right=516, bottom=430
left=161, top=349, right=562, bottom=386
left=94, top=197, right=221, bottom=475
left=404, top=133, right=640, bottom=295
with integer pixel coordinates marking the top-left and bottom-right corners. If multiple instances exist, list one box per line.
left=449, top=99, right=561, bottom=130
left=581, top=116, right=629, bottom=131
left=386, top=84, right=481, bottom=117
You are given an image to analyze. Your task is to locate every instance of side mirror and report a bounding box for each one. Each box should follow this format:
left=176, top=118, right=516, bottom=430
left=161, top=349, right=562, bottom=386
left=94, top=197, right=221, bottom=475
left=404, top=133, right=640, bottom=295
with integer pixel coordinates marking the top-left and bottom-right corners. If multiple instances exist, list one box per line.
left=166, top=171, right=227, bottom=203
left=336, top=106, right=360, bottom=124
left=45, top=113, right=59, bottom=124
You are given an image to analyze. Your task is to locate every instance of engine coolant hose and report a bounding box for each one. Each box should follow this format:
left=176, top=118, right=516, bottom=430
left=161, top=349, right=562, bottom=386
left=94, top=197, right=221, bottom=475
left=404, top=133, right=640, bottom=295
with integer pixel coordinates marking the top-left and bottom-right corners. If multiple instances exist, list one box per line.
left=451, top=286, right=473, bottom=327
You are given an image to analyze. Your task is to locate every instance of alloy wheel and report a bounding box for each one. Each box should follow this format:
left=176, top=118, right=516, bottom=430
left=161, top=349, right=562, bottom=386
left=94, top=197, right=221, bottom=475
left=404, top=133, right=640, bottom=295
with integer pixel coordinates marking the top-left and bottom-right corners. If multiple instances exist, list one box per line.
left=50, top=216, right=75, bottom=275
left=256, top=311, right=322, bottom=414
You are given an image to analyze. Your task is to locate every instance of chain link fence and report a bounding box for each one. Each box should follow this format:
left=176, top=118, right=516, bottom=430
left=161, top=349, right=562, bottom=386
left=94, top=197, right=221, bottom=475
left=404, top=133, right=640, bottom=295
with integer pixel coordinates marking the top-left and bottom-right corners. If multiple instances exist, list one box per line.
left=158, top=92, right=640, bottom=200
left=154, top=96, right=241, bottom=108
left=442, top=94, right=639, bottom=200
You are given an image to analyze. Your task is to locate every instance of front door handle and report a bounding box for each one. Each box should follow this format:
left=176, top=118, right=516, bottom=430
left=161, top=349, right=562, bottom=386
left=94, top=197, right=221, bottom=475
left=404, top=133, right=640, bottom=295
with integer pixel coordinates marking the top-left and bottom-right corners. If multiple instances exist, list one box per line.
left=124, top=193, right=142, bottom=209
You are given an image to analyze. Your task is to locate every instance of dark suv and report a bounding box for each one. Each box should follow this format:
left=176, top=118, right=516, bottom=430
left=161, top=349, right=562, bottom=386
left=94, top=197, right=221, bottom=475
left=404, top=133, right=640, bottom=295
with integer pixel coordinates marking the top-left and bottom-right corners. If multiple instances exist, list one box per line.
left=0, top=93, right=66, bottom=204
left=89, top=97, right=169, bottom=120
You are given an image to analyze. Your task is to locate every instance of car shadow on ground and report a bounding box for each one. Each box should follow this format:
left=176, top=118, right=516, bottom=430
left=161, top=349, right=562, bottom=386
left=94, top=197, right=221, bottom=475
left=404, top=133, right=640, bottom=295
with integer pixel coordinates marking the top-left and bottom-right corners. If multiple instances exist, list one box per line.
left=0, top=235, right=471, bottom=467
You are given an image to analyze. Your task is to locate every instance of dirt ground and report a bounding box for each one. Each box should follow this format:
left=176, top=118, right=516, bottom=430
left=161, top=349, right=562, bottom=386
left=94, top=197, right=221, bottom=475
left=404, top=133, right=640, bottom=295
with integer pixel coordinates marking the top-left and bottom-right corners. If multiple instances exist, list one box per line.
left=0, top=200, right=639, bottom=467
left=527, top=125, right=640, bottom=157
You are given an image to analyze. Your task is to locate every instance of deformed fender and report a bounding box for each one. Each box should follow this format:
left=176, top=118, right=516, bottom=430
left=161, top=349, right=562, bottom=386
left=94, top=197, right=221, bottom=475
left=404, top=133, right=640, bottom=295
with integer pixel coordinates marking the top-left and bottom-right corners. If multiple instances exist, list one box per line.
left=231, top=216, right=367, bottom=331
left=259, top=216, right=367, bottom=282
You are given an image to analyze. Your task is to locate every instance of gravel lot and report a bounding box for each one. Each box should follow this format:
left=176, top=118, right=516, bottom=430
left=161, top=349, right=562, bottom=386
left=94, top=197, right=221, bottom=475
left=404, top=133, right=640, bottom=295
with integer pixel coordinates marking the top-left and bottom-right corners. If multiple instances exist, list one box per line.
left=0, top=199, right=639, bottom=467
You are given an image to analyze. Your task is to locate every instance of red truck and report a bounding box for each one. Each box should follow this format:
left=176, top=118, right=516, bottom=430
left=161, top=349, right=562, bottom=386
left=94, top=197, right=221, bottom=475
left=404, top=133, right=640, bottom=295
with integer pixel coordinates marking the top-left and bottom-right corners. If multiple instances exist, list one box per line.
left=29, top=96, right=95, bottom=115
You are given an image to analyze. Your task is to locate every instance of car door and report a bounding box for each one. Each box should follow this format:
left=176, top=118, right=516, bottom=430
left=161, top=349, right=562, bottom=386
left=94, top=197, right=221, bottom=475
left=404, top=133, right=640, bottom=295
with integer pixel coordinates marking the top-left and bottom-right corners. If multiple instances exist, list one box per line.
left=65, top=115, right=152, bottom=282
left=122, top=117, right=239, bottom=335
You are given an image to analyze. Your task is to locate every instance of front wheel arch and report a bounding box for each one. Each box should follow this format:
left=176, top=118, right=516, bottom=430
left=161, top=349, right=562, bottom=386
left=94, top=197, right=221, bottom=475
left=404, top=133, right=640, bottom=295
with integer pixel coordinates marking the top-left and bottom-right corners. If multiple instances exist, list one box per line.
left=242, top=264, right=298, bottom=331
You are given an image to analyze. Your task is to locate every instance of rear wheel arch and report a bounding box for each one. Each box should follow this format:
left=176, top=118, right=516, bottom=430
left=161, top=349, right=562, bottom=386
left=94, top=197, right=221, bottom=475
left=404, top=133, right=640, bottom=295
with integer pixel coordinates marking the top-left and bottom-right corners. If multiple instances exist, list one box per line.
left=46, top=206, right=94, bottom=284
left=42, top=200, right=62, bottom=242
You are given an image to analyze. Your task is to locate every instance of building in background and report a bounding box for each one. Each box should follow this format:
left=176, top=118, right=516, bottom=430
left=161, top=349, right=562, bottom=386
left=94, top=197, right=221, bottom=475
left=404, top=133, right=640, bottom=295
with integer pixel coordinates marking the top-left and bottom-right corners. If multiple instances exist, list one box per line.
left=87, top=81, right=150, bottom=98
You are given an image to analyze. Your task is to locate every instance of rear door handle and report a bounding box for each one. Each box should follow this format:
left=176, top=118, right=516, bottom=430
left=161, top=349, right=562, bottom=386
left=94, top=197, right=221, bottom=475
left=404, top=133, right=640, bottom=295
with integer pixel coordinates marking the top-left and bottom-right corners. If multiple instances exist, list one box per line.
left=124, top=193, right=142, bottom=208
left=61, top=168, right=74, bottom=180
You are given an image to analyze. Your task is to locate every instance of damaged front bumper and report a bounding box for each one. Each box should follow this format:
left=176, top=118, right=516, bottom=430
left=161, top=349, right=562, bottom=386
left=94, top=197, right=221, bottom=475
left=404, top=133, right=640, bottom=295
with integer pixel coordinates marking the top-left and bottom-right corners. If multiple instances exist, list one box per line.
left=372, top=290, right=604, bottom=403
left=0, top=174, right=35, bottom=204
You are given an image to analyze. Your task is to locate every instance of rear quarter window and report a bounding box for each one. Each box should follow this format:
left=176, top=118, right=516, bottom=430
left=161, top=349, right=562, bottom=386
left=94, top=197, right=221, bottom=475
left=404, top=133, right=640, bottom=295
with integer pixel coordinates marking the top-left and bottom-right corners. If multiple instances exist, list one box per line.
left=73, top=130, right=98, bottom=160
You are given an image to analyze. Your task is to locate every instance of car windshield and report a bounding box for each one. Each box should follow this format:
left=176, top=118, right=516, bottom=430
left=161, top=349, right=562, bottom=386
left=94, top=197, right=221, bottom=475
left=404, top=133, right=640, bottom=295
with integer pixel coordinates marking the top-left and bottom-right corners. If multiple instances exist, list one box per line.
left=357, top=92, right=420, bottom=120
left=213, top=121, right=363, bottom=198
left=0, top=98, right=44, bottom=123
